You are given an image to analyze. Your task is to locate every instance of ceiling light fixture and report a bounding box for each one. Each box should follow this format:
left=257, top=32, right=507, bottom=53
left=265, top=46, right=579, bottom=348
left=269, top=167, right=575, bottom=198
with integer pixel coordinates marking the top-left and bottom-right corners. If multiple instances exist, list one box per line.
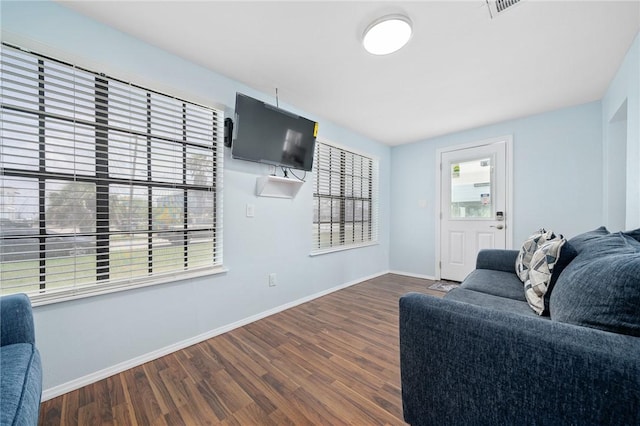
left=363, top=14, right=413, bottom=55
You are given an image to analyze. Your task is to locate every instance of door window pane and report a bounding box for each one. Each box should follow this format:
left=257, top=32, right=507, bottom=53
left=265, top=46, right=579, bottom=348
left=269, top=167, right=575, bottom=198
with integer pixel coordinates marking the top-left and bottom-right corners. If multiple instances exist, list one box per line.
left=450, top=157, right=492, bottom=219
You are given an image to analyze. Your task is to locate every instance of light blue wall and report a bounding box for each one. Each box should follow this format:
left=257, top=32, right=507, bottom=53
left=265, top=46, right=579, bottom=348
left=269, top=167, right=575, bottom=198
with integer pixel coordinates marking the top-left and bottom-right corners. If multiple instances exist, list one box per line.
left=2, top=1, right=391, bottom=393
left=389, top=102, right=603, bottom=277
left=602, top=33, right=640, bottom=230
left=3, top=0, right=636, bottom=397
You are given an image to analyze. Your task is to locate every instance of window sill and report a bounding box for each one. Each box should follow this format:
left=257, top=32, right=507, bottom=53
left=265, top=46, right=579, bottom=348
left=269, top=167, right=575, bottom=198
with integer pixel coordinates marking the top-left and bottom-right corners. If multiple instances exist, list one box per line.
left=29, top=266, right=229, bottom=307
left=309, top=241, right=379, bottom=257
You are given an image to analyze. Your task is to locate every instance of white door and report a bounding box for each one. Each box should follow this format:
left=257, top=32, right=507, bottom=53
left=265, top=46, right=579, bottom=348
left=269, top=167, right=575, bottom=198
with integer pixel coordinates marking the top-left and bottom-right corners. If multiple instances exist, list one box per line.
left=439, top=140, right=509, bottom=281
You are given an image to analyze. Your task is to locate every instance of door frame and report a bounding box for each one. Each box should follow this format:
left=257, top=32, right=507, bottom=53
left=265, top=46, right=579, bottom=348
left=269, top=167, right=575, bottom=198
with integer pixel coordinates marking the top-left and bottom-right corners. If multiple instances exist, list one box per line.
left=435, top=135, right=514, bottom=280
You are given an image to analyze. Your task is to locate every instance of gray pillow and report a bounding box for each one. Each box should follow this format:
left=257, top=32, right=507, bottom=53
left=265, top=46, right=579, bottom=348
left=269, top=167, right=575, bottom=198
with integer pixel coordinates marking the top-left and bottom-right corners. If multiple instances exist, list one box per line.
left=624, top=228, right=640, bottom=243
left=550, top=233, right=640, bottom=336
left=567, top=226, right=609, bottom=254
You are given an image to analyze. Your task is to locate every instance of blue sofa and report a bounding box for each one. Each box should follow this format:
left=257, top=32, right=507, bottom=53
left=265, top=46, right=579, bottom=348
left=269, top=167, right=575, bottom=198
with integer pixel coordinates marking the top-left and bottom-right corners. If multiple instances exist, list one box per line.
left=0, top=294, right=42, bottom=426
left=400, top=227, right=640, bottom=425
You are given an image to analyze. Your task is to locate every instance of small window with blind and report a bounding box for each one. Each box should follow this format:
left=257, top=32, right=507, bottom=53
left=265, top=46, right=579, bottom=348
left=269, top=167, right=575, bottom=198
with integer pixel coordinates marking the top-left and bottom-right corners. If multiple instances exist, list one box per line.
left=0, top=44, right=224, bottom=304
left=312, top=141, right=378, bottom=253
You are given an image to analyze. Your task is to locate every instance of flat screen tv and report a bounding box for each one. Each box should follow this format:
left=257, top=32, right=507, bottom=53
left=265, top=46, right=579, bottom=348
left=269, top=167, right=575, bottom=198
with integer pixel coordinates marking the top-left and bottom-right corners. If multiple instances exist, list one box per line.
left=232, top=93, right=318, bottom=171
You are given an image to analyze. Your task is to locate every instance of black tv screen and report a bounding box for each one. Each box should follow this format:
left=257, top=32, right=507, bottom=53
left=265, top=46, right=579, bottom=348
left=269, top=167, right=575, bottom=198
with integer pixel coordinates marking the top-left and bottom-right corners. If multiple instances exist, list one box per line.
left=232, top=93, right=318, bottom=171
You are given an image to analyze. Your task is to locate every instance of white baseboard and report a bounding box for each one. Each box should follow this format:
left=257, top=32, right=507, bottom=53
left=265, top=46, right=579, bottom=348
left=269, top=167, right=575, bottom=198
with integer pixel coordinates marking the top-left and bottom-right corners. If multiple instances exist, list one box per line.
left=388, top=270, right=437, bottom=281
left=41, top=270, right=388, bottom=402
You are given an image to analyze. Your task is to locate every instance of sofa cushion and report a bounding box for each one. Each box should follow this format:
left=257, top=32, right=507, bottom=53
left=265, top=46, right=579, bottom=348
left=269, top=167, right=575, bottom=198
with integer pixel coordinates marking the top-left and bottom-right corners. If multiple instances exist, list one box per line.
left=0, top=343, right=43, bottom=426
left=445, top=287, right=540, bottom=318
left=576, top=230, right=637, bottom=258
left=567, top=226, right=609, bottom=253
left=516, top=229, right=556, bottom=282
left=524, top=238, right=577, bottom=316
left=460, top=269, right=526, bottom=301
left=551, top=233, right=640, bottom=336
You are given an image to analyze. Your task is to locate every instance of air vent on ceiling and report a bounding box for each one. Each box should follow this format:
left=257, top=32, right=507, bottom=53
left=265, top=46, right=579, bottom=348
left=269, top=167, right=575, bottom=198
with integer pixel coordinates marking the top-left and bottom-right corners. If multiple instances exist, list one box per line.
left=485, top=0, right=522, bottom=19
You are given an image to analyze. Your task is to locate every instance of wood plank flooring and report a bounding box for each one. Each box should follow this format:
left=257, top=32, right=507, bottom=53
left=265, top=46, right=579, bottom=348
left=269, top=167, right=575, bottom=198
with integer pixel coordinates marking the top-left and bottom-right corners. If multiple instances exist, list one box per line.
left=39, top=273, right=442, bottom=425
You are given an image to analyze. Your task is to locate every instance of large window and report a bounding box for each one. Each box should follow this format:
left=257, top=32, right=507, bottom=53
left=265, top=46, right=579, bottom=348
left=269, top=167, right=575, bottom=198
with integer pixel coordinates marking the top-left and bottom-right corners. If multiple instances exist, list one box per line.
left=0, top=44, right=224, bottom=303
left=312, top=141, right=378, bottom=252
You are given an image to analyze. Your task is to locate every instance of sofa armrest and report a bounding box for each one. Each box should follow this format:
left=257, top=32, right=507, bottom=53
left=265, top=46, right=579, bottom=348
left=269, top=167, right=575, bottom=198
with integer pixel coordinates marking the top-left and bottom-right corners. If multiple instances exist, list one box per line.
left=399, top=292, right=640, bottom=425
left=475, top=248, right=519, bottom=272
left=0, top=294, right=36, bottom=347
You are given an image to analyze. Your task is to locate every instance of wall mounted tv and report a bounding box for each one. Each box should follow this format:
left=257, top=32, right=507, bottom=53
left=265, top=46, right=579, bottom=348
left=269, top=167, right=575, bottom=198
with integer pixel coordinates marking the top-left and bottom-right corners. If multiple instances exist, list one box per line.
left=232, top=93, right=318, bottom=172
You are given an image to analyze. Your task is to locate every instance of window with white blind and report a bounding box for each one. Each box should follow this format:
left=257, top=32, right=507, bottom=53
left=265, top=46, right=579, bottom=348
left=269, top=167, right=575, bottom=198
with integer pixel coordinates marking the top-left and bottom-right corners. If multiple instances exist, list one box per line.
left=0, top=44, right=224, bottom=303
left=312, top=141, right=378, bottom=253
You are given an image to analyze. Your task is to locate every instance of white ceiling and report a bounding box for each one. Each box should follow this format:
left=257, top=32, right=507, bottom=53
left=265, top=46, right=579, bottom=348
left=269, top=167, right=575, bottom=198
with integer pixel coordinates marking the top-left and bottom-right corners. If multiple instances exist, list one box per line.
left=58, top=0, right=639, bottom=146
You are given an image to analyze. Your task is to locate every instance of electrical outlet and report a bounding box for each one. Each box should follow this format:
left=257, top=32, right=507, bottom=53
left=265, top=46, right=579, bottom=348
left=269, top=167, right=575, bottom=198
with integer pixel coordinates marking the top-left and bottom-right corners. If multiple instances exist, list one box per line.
left=269, top=273, right=277, bottom=287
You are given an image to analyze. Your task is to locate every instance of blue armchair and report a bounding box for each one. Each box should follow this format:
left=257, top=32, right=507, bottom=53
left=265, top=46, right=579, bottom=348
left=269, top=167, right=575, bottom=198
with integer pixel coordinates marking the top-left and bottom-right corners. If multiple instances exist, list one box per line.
left=0, top=293, right=42, bottom=426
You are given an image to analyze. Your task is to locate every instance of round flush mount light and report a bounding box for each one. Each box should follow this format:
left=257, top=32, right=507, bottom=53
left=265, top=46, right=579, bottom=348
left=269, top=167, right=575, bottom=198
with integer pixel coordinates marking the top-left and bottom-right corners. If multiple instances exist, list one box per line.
left=363, top=14, right=413, bottom=55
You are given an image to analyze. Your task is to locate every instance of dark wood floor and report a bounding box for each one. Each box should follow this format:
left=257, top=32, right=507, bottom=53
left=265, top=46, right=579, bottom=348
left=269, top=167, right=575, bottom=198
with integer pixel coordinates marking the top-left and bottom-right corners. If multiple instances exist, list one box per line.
left=39, top=273, right=442, bottom=425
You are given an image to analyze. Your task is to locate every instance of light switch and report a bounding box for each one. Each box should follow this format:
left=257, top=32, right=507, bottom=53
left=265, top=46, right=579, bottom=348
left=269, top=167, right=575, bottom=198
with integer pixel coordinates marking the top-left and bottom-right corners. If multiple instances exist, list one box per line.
left=246, top=203, right=255, bottom=217
left=418, top=199, right=427, bottom=208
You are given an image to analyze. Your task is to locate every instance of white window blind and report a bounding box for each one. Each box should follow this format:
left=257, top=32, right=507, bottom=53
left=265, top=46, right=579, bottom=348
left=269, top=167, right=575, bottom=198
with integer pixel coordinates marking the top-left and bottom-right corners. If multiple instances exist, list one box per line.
left=312, top=141, right=378, bottom=252
left=0, top=44, right=224, bottom=303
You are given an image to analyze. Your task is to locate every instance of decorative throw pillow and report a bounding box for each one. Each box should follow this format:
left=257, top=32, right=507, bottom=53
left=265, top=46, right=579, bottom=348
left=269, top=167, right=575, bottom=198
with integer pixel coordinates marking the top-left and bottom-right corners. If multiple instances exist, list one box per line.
left=541, top=241, right=577, bottom=314
left=524, top=236, right=574, bottom=315
left=515, top=229, right=556, bottom=283
left=567, top=226, right=609, bottom=254
left=550, top=233, right=640, bottom=336
left=624, top=228, right=640, bottom=243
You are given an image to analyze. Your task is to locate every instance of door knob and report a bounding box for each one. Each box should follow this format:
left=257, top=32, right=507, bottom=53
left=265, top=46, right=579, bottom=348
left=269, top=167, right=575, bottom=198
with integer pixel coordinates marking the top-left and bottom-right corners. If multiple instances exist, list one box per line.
left=490, top=224, right=504, bottom=230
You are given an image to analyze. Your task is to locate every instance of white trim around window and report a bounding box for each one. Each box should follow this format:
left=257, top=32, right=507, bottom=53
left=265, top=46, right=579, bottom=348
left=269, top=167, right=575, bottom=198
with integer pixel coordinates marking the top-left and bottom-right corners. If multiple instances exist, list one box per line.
left=311, top=140, right=379, bottom=254
left=0, top=43, right=224, bottom=304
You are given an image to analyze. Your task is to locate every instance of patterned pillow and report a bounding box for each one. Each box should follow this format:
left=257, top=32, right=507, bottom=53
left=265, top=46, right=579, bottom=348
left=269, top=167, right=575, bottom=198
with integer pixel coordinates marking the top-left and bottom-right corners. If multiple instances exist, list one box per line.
left=524, top=236, right=568, bottom=315
left=516, top=229, right=556, bottom=282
